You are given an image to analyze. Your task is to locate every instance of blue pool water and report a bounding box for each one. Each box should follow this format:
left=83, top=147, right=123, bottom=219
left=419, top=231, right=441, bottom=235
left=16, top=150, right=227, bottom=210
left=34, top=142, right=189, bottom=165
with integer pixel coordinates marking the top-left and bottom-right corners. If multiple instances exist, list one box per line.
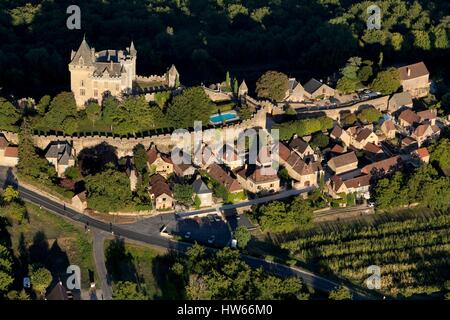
left=210, top=111, right=239, bottom=124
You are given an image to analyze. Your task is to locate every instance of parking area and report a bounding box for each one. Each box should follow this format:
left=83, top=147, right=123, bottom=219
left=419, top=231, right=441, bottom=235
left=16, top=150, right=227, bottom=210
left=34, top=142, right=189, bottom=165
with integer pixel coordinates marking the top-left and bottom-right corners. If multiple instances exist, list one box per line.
left=167, top=214, right=232, bottom=247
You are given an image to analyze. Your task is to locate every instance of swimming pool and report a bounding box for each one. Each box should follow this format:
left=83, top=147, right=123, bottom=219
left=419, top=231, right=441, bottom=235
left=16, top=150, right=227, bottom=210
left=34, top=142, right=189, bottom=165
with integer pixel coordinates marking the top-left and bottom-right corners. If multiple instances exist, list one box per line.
left=209, top=111, right=239, bottom=125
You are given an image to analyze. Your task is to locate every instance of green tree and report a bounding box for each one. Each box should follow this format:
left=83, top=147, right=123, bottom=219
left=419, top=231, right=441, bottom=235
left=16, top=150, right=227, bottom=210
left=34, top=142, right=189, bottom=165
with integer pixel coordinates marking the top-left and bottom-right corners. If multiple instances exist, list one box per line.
left=341, top=113, right=357, bottom=126
left=373, top=172, right=408, bottom=209
left=256, top=71, right=289, bottom=101
left=310, top=133, right=330, bottom=149
left=85, top=168, right=133, bottom=212
left=154, top=91, right=171, bottom=109
left=0, top=244, right=14, bottom=296
left=370, top=68, right=401, bottom=95
left=31, top=265, right=52, bottom=296
left=390, top=32, right=404, bottom=51
left=357, top=107, right=382, bottom=124
left=429, top=138, right=450, bottom=176
left=234, top=226, right=251, bottom=249
left=133, top=144, right=148, bottom=175
left=194, top=195, right=201, bottom=209
left=0, top=98, right=21, bottom=131
left=166, top=87, right=212, bottom=128
left=237, top=105, right=253, bottom=120
left=173, top=184, right=194, bottom=206
left=86, top=102, right=102, bottom=127
left=329, top=286, right=352, bottom=300
left=17, top=120, right=56, bottom=182
left=412, top=30, right=431, bottom=50
left=35, top=95, right=51, bottom=116
left=38, top=92, right=78, bottom=134
left=113, top=281, right=146, bottom=300
left=2, top=186, right=19, bottom=203
left=64, top=166, right=80, bottom=180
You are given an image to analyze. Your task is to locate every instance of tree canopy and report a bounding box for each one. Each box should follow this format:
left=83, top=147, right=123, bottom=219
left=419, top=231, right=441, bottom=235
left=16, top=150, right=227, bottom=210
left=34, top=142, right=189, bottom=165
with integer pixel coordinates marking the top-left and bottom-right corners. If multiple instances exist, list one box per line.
left=255, top=71, right=288, bottom=101
left=166, top=87, right=212, bottom=128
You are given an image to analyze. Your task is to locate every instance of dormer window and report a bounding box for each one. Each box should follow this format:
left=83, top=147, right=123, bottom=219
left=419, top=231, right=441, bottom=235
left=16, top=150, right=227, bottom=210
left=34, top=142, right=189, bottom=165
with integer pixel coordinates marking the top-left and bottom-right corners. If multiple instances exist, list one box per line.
left=79, top=56, right=84, bottom=66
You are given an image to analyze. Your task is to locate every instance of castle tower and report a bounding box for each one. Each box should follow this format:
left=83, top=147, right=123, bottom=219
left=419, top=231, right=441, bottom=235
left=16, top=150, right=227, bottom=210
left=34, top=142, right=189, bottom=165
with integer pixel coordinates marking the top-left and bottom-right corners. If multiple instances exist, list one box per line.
left=167, top=64, right=179, bottom=88
left=69, top=37, right=137, bottom=108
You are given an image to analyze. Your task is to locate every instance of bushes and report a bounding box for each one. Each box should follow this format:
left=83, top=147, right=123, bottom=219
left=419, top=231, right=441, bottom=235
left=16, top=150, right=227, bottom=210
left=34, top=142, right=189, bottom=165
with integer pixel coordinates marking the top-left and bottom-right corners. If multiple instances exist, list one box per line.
left=274, top=116, right=333, bottom=141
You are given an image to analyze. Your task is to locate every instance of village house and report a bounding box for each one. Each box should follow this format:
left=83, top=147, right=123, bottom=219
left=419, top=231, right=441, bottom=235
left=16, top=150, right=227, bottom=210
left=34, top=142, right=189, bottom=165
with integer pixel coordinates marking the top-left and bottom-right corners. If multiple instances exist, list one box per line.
left=397, top=62, right=430, bottom=98
left=398, top=109, right=420, bottom=130
left=412, top=124, right=441, bottom=147
left=289, top=137, right=315, bottom=160
left=388, top=91, right=413, bottom=111
left=328, top=174, right=371, bottom=198
left=284, top=78, right=305, bottom=102
left=380, top=119, right=397, bottom=139
left=0, top=135, right=19, bottom=167
left=192, top=176, right=214, bottom=207
left=149, top=174, right=173, bottom=210
left=411, top=147, right=430, bottom=164
left=303, top=78, right=335, bottom=99
left=71, top=191, right=87, bottom=211
left=45, top=141, right=76, bottom=177
left=278, top=143, right=323, bottom=189
left=361, top=156, right=401, bottom=176
left=417, top=110, right=437, bottom=126
left=147, top=145, right=173, bottom=177
left=327, top=151, right=358, bottom=175
left=330, top=144, right=347, bottom=155
left=219, top=144, right=244, bottom=170
left=402, top=136, right=418, bottom=150
left=363, top=142, right=384, bottom=160
left=330, top=125, right=352, bottom=147
left=207, top=163, right=244, bottom=194
left=171, top=148, right=196, bottom=177
left=236, top=165, right=280, bottom=195
left=351, top=127, right=379, bottom=149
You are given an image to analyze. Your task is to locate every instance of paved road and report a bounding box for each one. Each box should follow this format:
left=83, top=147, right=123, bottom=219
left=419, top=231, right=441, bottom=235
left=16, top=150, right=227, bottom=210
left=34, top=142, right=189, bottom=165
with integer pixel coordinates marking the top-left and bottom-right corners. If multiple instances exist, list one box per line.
left=92, top=230, right=113, bottom=300
left=0, top=176, right=379, bottom=300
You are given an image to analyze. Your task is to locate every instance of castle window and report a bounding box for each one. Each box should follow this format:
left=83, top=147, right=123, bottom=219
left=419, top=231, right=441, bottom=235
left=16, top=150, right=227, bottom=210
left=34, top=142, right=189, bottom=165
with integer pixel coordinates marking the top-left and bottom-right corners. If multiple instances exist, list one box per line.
left=80, top=89, right=85, bottom=96
left=94, top=90, right=98, bottom=97
left=80, top=80, right=85, bottom=87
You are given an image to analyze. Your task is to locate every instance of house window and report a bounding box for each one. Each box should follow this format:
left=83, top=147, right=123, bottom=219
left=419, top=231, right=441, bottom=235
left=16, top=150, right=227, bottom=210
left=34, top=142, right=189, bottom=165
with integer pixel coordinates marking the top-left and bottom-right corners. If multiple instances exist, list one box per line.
left=270, top=184, right=274, bottom=188
left=80, top=80, right=85, bottom=87
left=80, top=89, right=85, bottom=96
left=304, top=181, right=310, bottom=187
left=162, top=197, right=166, bottom=201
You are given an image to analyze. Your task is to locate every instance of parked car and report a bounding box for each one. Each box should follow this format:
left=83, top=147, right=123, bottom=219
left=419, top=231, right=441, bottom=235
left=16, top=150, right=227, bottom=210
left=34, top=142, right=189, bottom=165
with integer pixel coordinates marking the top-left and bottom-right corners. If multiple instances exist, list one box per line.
left=368, top=202, right=376, bottom=207
left=184, top=232, right=191, bottom=239
left=213, top=215, right=221, bottom=222
left=208, top=235, right=215, bottom=244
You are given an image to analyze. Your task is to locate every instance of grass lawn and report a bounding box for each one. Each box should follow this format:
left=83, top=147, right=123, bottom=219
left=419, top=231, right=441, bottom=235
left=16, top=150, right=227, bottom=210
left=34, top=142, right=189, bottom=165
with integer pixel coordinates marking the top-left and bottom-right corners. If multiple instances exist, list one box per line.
left=5, top=203, right=95, bottom=290
left=104, top=239, right=184, bottom=299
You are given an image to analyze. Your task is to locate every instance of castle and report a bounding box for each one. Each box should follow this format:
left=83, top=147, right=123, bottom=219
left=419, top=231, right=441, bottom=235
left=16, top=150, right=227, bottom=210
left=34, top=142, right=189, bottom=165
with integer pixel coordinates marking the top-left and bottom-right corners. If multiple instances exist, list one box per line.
left=69, top=37, right=179, bottom=107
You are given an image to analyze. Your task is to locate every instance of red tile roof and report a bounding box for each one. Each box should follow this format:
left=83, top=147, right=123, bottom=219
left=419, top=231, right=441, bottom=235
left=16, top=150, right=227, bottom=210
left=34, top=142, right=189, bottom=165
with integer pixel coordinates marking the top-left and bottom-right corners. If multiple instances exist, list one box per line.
left=207, top=163, right=242, bottom=193
left=4, top=146, right=18, bottom=158
left=399, top=109, right=420, bottom=125
left=150, top=174, right=172, bottom=198
left=398, top=62, right=429, bottom=80
left=361, top=156, right=401, bottom=175
left=415, top=147, right=429, bottom=159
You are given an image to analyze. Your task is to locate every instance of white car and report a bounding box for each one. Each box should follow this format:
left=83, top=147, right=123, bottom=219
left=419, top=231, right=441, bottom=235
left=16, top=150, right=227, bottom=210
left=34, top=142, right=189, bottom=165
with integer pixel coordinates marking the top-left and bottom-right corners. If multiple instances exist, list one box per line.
left=184, top=232, right=191, bottom=239
left=208, top=235, right=215, bottom=244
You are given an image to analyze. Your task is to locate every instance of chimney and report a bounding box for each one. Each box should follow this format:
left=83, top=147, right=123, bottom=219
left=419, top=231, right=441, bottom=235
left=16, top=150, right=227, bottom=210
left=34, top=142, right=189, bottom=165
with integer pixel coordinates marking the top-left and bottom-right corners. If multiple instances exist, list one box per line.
left=407, top=67, right=411, bottom=77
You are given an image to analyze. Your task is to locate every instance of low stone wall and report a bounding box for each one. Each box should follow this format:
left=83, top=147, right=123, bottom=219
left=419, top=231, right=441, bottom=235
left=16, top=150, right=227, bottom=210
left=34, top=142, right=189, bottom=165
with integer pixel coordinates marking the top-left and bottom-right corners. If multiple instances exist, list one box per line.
left=1, top=99, right=268, bottom=158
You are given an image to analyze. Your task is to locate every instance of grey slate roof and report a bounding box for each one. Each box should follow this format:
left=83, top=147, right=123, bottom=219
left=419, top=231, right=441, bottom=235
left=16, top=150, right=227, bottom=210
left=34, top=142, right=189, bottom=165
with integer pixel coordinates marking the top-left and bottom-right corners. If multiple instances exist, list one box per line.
left=303, top=78, right=323, bottom=94
left=45, top=141, right=74, bottom=165
left=192, top=177, right=211, bottom=194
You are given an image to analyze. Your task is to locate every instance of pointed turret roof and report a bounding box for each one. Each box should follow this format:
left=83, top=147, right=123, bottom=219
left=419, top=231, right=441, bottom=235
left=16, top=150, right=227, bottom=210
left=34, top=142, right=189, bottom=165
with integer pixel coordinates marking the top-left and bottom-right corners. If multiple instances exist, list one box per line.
left=239, top=80, right=248, bottom=91
left=129, top=41, right=137, bottom=56
left=70, top=37, right=94, bottom=66
left=168, top=64, right=178, bottom=76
